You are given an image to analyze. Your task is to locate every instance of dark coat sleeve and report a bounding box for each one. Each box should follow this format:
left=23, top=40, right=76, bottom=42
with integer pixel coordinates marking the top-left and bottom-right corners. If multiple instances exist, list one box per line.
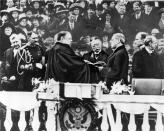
left=107, top=52, right=125, bottom=79
left=45, top=44, right=91, bottom=83
left=132, top=52, right=143, bottom=78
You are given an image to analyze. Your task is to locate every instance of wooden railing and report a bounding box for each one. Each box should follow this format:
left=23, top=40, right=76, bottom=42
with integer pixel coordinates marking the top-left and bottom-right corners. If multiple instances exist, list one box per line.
left=0, top=91, right=164, bottom=131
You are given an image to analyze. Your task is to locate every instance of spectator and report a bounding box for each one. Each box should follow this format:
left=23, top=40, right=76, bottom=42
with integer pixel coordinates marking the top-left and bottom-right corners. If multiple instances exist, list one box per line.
left=19, top=0, right=28, bottom=12
left=47, top=3, right=68, bottom=35
left=157, top=8, right=164, bottom=34
left=82, top=4, right=99, bottom=36
left=6, top=0, right=14, bottom=9
left=113, top=2, right=131, bottom=44
left=0, top=22, right=16, bottom=61
left=102, top=10, right=115, bottom=36
left=8, top=7, right=21, bottom=26
left=130, top=2, right=146, bottom=40
left=0, top=9, right=10, bottom=24
left=31, top=16, right=42, bottom=32
left=101, top=32, right=113, bottom=55
left=30, top=0, right=44, bottom=15
left=142, top=2, right=159, bottom=33
left=69, top=2, right=83, bottom=23
left=60, top=11, right=83, bottom=42
left=16, top=13, right=29, bottom=36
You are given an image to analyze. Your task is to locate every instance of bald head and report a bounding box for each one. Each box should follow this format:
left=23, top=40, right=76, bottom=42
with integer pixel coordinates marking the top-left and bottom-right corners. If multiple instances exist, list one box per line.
left=57, top=31, right=72, bottom=45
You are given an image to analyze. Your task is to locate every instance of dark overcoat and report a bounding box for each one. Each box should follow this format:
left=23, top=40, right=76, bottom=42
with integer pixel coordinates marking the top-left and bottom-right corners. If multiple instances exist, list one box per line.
left=45, top=42, right=99, bottom=83
left=132, top=48, right=161, bottom=78
left=101, top=45, right=129, bottom=89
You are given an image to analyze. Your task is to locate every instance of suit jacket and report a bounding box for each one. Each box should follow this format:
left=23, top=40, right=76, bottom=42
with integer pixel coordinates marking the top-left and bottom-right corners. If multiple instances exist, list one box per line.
left=3, top=48, right=16, bottom=77
left=112, top=14, right=130, bottom=35
left=130, top=12, right=146, bottom=35
left=59, top=21, right=83, bottom=42
left=83, top=50, right=108, bottom=64
left=102, top=45, right=129, bottom=84
left=2, top=48, right=19, bottom=91
left=132, top=48, right=161, bottom=78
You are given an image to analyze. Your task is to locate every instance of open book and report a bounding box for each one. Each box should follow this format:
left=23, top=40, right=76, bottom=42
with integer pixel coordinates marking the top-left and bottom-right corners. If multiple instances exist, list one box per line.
left=84, top=60, right=106, bottom=67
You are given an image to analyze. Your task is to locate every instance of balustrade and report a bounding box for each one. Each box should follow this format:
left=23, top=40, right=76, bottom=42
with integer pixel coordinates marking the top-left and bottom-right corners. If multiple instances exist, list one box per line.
left=0, top=91, right=164, bottom=131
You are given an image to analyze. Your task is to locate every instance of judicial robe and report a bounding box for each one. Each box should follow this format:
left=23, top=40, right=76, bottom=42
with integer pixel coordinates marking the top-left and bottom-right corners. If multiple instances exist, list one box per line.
left=45, top=42, right=97, bottom=83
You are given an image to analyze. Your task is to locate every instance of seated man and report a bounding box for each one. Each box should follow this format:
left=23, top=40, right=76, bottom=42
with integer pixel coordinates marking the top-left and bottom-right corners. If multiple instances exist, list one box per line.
left=45, top=31, right=99, bottom=83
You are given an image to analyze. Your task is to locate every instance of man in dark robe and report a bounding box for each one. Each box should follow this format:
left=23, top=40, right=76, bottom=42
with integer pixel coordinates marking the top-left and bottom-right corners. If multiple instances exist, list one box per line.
left=45, top=31, right=98, bottom=83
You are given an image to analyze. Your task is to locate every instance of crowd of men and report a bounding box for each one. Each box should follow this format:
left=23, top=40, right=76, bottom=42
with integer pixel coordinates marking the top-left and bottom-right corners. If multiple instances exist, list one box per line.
left=0, top=0, right=164, bottom=92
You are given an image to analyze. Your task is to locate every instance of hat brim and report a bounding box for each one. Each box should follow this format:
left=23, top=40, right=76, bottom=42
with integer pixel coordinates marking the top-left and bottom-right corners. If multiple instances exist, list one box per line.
left=10, top=9, right=21, bottom=13
left=18, top=17, right=28, bottom=22
left=56, top=10, right=69, bottom=15
left=69, top=6, right=83, bottom=12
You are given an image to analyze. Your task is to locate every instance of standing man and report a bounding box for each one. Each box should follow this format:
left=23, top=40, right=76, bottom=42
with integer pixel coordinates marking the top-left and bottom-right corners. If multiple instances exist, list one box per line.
left=45, top=31, right=98, bottom=83
left=157, top=38, right=164, bottom=79
left=132, top=36, right=161, bottom=78
left=101, top=33, right=129, bottom=90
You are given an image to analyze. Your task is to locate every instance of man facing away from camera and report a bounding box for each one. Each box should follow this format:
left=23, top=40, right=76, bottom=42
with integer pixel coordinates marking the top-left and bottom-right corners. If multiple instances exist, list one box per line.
left=100, top=33, right=129, bottom=91
left=45, top=31, right=99, bottom=83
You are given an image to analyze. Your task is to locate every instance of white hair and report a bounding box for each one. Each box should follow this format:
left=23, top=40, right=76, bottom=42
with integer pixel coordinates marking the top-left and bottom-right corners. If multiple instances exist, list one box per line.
left=135, top=32, right=148, bottom=40
left=112, top=33, right=125, bottom=43
left=90, top=39, right=102, bottom=46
